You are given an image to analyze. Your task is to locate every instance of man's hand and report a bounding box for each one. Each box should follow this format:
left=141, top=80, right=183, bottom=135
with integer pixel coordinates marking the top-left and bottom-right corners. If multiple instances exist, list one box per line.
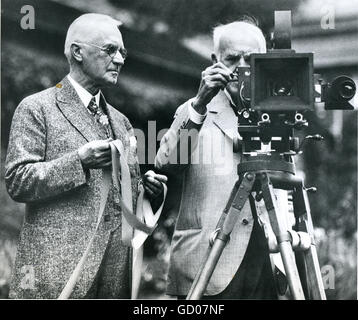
left=143, top=170, right=167, bottom=200
left=192, top=62, right=232, bottom=114
left=78, top=139, right=113, bottom=169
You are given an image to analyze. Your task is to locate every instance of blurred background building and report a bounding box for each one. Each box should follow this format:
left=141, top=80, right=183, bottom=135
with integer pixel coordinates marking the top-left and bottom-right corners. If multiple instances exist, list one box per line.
left=1, top=0, right=357, bottom=299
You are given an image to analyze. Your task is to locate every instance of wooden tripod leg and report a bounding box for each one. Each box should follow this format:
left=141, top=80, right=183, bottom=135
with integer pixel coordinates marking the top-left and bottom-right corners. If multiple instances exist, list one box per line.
left=293, top=187, right=327, bottom=300
left=186, top=172, right=255, bottom=300
left=266, top=254, right=290, bottom=300
left=260, top=173, right=305, bottom=300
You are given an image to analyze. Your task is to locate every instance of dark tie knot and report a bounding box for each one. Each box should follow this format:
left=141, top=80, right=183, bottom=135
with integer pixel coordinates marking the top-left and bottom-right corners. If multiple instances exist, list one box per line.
left=87, top=96, right=112, bottom=138
left=88, top=97, right=99, bottom=114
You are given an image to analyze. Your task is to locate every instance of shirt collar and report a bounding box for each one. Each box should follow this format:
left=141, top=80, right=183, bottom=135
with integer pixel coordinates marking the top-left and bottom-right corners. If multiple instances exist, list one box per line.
left=67, top=75, right=101, bottom=108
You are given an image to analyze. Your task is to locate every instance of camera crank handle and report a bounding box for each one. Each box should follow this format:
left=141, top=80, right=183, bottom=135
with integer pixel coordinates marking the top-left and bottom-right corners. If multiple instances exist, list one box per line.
left=304, top=187, right=317, bottom=193
left=306, top=134, right=324, bottom=141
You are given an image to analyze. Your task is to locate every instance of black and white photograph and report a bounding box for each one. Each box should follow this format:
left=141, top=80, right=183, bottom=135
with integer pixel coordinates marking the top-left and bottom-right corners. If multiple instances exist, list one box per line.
left=0, top=0, right=357, bottom=306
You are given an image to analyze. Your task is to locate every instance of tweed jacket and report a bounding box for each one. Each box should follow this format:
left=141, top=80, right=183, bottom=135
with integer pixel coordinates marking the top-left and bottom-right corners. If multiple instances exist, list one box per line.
left=5, top=77, right=141, bottom=299
left=155, top=91, right=255, bottom=296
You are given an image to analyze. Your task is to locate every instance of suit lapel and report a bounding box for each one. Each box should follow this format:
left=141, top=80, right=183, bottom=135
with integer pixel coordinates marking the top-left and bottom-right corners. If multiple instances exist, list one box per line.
left=55, top=77, right=101, bottom=142
left=101, top=94, right=127, bottom=141
left=209, top=90, right=238, bottom=141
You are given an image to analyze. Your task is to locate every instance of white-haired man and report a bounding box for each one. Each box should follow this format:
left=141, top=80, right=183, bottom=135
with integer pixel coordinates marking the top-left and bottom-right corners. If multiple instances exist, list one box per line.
left=5, top=13, right=166, bottom=299
left=155, top=17, right=277, bottom=299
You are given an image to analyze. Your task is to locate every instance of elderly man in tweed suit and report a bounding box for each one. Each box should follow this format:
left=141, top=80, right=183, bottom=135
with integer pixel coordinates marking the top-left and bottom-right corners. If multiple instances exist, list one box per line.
left=5, top=13, right=166, bottom=299
left=155, top=18, right=278, bottom=299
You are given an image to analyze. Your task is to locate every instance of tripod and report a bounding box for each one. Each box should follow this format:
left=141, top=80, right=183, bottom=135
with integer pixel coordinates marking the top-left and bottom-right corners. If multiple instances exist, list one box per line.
left=186, top=152, right=327, bottom=300
left=184, top=8, right=354, bottom=300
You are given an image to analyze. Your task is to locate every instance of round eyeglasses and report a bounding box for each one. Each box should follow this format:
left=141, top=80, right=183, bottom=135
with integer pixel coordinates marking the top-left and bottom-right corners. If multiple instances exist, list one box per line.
left=75, top=42, right=128, bottom=60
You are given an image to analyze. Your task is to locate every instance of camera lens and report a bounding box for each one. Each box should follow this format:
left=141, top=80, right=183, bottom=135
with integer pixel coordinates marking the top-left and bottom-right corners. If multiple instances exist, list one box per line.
left=272, top=80, right=293, bottom=96
left=331, top=76, right=356, bottom=101
left=340, top=83, right=355, bottom=99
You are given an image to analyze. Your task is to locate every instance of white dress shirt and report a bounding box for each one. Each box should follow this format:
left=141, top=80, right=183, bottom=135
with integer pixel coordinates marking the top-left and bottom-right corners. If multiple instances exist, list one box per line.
left=188, top=89, right=238, bottom=125
left=188, top=98, right=208, bottom=125
left=67, top=75, right=101, bottom=110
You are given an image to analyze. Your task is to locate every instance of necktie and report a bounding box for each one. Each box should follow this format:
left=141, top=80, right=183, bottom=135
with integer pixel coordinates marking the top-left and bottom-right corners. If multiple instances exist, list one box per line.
left=87, top=96, right=111, bottom=138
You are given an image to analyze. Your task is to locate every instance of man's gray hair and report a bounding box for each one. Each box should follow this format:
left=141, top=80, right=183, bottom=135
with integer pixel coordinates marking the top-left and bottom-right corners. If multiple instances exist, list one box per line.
left=213, top=21, right=266, bottom=56
left=64, top=13, right=122, bottom=64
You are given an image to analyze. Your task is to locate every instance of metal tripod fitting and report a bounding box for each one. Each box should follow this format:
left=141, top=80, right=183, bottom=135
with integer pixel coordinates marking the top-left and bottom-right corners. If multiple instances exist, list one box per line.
left=186, top=172, right=255, bottom=300
left=258, top=173, right=306, bottom=299
left=186, top=162, right=326, bottom=300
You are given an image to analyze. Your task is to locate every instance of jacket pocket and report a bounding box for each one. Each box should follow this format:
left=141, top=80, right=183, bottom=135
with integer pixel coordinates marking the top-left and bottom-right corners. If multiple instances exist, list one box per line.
left=175, top=208, right=202, bottom=230
left=174, top=169, right=204, bottom=230
left=175, top=188, right=203, bottom=230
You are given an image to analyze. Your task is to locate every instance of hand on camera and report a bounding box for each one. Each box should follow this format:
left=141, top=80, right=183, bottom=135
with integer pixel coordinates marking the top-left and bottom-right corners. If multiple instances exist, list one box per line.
left=192, top=62, right=233, bottom=113
left=78, top=138, right=113, bottom=169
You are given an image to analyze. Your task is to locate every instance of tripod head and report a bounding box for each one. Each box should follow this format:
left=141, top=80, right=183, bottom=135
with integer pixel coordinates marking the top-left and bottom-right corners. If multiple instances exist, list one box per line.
left=232, top=11, right=356, bottom=166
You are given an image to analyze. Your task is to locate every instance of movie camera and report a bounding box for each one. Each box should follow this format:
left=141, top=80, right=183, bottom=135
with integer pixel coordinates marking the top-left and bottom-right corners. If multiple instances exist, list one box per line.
left=186, top=10, right=356, bottom=300
left=230, top=11, right=356, bottom=156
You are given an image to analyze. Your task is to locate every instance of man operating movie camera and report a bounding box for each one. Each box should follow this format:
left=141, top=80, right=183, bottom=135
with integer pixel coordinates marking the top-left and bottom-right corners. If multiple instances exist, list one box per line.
left=155, top=11, right=356, bottom=300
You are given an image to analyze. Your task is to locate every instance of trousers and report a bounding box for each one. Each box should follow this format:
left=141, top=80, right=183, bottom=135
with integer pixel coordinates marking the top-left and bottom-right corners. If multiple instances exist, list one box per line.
left=85, top=226, right=131, bottom=299
left=178, top=221, right=277, bottom=300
